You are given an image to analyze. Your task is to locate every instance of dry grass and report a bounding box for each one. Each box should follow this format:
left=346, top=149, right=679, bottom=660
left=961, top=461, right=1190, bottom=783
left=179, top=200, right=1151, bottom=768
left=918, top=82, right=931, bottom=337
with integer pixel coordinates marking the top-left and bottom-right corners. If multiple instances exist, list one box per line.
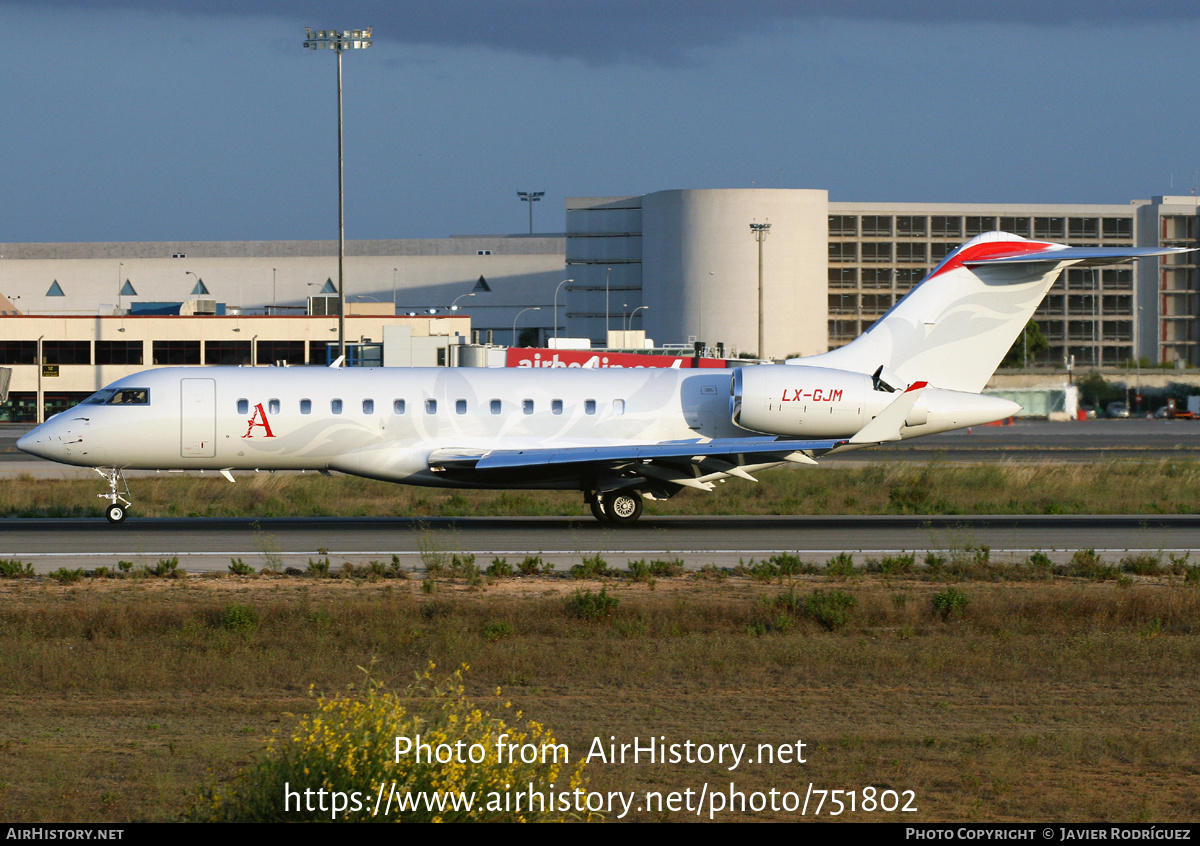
left=0, top=572, right=1198, bottom=822
left=8, top=459, right=1200, bottom=519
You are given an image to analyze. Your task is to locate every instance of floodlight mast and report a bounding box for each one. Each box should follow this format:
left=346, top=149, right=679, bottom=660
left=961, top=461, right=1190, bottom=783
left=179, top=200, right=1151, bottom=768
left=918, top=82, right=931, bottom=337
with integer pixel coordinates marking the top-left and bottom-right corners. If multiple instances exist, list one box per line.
left=750, top=221, right=771, bottom=359
left=518, top=191, right=544, bottom=235
left=303, top=27, right=372, bottom=364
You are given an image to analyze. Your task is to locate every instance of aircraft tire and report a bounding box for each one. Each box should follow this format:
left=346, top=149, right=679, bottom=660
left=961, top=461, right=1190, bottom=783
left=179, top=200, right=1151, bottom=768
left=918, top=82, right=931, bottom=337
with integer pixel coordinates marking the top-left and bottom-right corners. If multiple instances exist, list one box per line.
left=105, top=504, right=127, bottom=524
left=601, top=491, right=642, bottom=525
left=589, top=498, right=608, bottom=523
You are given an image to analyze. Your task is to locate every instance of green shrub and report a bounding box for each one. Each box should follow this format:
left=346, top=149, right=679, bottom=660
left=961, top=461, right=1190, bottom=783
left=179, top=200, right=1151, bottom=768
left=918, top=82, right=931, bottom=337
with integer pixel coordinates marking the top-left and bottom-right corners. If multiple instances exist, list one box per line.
left=873, top=553, right=915, bottom=576
left=649, top=558, right=685, bottom=577
left=486, top=557, right=513, bottom=578
left=625, top=560, right=654, bottom=582
left=804, top=589, right=857, bottom=631
left=1121, top=553, right=1161, bottom=576
left=192, top=665, right=588, bottom=822
left=228, top=557, right=255, bottom=576
left=48, top=567, right=85, bottom=584
left=570, top=555, right=608, bottom=580
left=151, top=557, right=180, bottom=577
left=306, top=557, right=331, bottom=578
left=483, top=620, right=514, bottom=641
left=565, top=588, right=619, bottom=621
left=220, top=603, right=259, bottom=634
left=1066, top=549, right=1119, bottom=581
left=769, top=553, right=814, bottom=576
left=0, top=559, right=33, bottom=578
left=517, top=556, right=545, bottom=576
left=825, top=552, right=857, bottom=579
left=932, top=588, right=970, bottom=620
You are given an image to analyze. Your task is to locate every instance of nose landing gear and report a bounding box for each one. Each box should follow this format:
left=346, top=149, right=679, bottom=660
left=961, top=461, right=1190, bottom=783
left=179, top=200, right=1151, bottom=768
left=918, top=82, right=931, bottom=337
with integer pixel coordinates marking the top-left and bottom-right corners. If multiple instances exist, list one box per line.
left=95, top=468, right=131, bottom=524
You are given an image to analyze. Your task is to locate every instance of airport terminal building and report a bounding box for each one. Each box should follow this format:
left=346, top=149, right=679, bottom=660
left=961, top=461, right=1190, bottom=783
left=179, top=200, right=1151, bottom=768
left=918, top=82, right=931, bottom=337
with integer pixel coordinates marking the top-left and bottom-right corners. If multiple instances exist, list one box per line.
left=1, top=189, right=1197, bottom=420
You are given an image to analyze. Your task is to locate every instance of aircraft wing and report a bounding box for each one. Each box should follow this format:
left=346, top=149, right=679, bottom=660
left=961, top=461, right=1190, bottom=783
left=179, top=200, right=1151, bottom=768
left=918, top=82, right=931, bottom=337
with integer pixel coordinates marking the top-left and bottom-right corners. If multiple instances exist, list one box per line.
left=430, top=437, right=846, bottom=472
left=428, top=436, right=847, bottom=493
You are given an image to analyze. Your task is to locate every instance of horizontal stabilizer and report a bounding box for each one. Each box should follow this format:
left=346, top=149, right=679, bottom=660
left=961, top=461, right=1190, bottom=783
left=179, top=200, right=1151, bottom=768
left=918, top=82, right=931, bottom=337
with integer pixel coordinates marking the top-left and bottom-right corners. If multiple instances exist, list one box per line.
left=965, top=245, right=1194, bottom=267
left=849, top=381, right=926, bottom=444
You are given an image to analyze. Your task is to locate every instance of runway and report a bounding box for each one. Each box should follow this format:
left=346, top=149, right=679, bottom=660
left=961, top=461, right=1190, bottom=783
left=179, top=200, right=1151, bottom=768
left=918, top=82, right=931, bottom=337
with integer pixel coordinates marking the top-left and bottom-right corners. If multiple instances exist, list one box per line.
left=3, top=514, right=1198, bottom=573
left=3, top=418, right=1199, bottom=573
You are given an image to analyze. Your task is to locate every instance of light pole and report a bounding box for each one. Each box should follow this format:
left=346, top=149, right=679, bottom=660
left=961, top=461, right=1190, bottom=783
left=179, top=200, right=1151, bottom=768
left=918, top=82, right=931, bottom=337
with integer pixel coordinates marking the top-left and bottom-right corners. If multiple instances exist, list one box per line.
left=604, top=266, right=611, bottom=342
left=629, top=305, right=649, bottom=339
left=272, top=267, right=277, bottom=311
left=450, top=292, right=475, bottom=311
left=553, top=278, right=573, bottom=343
left=116, top=262, right=123, bottom=314
left=36, top=335, right=44, bottom=424
left=512, top=306, right=541, bottom=347
left=750, top=221, right=771, bottom=359
left=517, top=191, right=544, bottom=235
left=392, top=267, right=398, bottom=308
left=303, top=26, right=373, bottom=364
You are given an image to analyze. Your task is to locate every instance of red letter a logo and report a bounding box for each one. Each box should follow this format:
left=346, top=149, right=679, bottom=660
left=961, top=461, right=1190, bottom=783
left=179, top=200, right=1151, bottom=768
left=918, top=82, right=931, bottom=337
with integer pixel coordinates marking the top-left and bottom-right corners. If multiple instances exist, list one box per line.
left=242, top=403, right=276, bottom=439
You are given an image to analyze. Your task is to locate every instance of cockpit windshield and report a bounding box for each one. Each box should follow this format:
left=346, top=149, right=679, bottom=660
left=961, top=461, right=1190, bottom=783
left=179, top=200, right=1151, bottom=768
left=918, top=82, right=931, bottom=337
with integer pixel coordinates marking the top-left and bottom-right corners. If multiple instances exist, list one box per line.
left=80, top=388, right=149, bottom=405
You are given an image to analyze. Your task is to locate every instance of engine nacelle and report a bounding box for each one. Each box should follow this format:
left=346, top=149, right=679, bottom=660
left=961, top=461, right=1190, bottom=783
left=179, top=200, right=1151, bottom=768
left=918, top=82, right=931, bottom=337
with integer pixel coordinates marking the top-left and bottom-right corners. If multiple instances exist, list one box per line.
left=731, top=365, right=881, bottom=437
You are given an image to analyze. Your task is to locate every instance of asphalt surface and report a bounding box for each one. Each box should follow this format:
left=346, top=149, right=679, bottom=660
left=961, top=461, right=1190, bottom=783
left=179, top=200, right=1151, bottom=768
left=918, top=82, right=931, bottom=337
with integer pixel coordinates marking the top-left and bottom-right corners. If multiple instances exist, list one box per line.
left=3, top=419, right=1199, bottom=572
left=2, top=514, right=1196, bottom=574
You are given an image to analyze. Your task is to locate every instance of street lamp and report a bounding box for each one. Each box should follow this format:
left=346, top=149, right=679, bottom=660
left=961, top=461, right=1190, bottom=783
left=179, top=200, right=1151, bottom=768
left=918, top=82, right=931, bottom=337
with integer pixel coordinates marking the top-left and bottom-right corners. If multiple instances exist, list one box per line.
left=553, top=278, right=573, bottom=343
left=512, top=306, right=541, bottom=347
left=116, top=262, right=123, bottom=314
left=750, top=221, right=771, bottom=359
left=629, top=305, right=649, bottom=332
left=303, top=26, right=373, bottom=364
left=450, top=292, right=475, bottom=311
left=517, top=191, right=544, bottom=235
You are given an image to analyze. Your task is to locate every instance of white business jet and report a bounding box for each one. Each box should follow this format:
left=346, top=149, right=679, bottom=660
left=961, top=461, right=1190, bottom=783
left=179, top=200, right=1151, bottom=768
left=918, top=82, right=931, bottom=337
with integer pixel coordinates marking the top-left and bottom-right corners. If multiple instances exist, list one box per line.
left=17, top=232, right=1188, bottom=524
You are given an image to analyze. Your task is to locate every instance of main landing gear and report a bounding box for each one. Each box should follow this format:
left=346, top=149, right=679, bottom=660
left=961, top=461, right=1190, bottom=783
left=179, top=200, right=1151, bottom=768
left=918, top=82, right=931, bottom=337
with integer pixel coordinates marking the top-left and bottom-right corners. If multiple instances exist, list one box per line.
left=586, top=490, right=644, bottom=525
left=96, top=468, right=132, bottom=524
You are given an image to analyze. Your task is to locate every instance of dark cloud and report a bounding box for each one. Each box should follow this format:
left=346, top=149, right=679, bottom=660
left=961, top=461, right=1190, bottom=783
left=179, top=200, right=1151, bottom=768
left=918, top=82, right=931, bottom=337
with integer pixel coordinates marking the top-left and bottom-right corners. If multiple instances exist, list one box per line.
left=10, top=1, right=1200, bottom=63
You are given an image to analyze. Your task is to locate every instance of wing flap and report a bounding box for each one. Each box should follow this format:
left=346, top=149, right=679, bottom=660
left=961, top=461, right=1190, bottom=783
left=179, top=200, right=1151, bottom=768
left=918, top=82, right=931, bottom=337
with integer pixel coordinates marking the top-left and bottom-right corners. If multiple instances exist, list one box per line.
left=430, top=437, right=846, bottom=473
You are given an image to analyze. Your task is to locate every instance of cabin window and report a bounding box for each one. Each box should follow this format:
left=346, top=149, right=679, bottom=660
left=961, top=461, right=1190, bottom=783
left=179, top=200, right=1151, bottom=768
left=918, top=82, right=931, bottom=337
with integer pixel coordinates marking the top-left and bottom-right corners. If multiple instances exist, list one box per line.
left=456, top=399, right=467, bottom=414
left=363, top=399, right=375, bottom=414
left=425, top=399, right=437, bottom=414
left=551, top=399, right=563, bottom=415
left=522, top=399, right=534, bottom=415
left=613, top=399, right=625, bottom=415
left=300, top=399, right=312, bottom=415
left=490, top=399, right=501, bottom=414
left=393, top=399, right=406, bottom=414
left=331, top=399, right=343, bottom=414
left=268, top=399, right=280, bottom=415
left=237, top=399, right=249, bottom=415
left=584, top=399, right=596, bottom=415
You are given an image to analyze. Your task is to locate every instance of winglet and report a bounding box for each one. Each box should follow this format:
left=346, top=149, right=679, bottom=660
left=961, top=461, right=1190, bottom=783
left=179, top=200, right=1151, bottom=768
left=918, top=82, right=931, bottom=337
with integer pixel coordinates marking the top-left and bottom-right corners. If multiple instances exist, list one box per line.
left=849, top=381, right=927, bottom=444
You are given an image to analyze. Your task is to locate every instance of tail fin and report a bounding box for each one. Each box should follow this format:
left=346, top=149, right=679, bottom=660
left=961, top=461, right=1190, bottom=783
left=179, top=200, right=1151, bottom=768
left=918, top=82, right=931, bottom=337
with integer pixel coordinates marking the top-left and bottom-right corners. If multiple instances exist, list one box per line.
left=795, top=231, right=1190, bottom=393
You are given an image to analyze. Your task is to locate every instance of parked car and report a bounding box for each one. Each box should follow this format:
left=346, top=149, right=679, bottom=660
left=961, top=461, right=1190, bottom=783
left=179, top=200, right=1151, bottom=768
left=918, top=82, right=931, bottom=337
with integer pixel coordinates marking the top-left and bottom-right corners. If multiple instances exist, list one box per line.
left=1106, top=402, right=1130, bottom=418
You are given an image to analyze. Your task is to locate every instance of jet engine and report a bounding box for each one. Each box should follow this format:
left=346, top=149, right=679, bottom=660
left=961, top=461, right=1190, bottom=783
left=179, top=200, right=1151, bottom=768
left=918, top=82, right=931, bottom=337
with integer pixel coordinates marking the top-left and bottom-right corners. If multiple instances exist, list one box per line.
left=730, top=365, right=882, bottom=437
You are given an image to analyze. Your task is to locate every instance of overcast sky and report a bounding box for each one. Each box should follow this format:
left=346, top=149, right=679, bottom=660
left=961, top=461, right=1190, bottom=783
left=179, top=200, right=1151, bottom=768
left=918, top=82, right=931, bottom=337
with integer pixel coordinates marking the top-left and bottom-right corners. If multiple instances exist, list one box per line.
left=3, top=1, right=1199, bottom=243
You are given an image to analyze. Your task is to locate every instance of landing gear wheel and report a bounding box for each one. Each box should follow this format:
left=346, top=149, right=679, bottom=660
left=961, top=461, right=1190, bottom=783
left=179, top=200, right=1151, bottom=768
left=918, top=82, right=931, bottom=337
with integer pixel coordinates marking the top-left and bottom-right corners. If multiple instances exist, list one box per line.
left=601, top=490, right=643, bottom=525
left=589, top=498, right=607, bottom=522
left=95, top=467, right=132, bottom=525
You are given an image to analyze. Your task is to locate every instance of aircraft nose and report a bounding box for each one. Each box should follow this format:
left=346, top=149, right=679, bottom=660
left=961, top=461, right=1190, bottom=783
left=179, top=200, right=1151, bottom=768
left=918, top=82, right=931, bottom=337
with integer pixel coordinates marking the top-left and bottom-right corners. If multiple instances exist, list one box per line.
left=16, top=421, right=71, bottom=463
left=16, top=428, right=53, bottom=460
